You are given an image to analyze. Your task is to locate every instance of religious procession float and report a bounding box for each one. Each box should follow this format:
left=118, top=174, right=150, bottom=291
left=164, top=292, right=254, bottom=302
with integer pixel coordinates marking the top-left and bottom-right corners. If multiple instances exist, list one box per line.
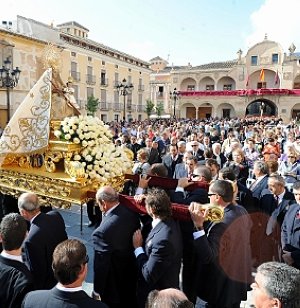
left=0, top=44, right=223, bottom=224
left=0, top=44, right=132, bottom=209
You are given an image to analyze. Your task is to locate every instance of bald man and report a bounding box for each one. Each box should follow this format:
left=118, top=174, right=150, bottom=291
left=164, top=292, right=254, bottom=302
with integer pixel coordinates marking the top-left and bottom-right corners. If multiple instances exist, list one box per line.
left=146, top=288, right=193, bottom=308
left=92, top=186, right=140, bottom=308
left=18, top=193, right=67, bottom=290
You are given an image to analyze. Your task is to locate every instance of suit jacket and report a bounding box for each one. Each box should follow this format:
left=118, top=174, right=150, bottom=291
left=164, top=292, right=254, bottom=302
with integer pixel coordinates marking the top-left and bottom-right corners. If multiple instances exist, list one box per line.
left=148, top=148, right=161, bottom=165
left=194, top=204, right=252, bottom=307
left=162, top=154, right=183, bottom=178
left=136, top=218, right=182, bottom=307
left=237, top=182, right=255, bottom=213
left=22, top=287, right=108, bottom=308
left=259, top=189, right=295, bottom=225
left=212, top=153, right=227, bottom=168
left=173, top=163, right=188, bottom=179
left=192, top=149, right=204, bottom=161
left=0, top=255, right=34, bottom=308
left=92, top=204, right=140, bottom=307
left=281, top=203, right=300, bottom=269
left=23, top=211, right=68, bottom=290
left=251, top=175, right=269, bottom=204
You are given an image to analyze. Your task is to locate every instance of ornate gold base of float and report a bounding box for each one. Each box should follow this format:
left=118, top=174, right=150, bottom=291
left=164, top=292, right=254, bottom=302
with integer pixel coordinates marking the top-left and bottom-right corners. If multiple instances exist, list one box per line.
left=0, top=166, right=125, bottom=209
left=0, top=132, right=125, bottom=208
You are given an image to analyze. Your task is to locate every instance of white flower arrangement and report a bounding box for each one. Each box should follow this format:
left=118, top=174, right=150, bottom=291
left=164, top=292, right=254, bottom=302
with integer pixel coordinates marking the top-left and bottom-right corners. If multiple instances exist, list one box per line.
left=54, top=115, right=132, bottom=181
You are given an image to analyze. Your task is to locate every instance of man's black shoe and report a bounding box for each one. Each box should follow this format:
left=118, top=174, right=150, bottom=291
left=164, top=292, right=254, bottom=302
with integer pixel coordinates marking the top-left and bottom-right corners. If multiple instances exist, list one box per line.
left=88, top=222, right=95, bottom=228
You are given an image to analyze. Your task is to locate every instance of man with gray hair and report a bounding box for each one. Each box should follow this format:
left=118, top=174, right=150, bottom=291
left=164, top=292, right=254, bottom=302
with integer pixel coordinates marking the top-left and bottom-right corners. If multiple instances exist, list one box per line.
left=251, top=261, right=300, bottom=308
left=92, top=186, right=140, bottom=308
left=0, top=213, right=34, bottom=308
left=18, top=192, right=67, bottom=290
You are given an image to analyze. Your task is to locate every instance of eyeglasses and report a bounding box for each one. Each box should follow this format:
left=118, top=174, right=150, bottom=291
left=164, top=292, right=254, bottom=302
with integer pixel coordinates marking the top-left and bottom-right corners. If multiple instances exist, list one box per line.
left=84, top=254, right=89, bottom=265
left=288, top=156, right=296, bottom=158
left=191, top=174, right=200, bottom=178
left=208, top=193, right=217, bottom=197
left=191, top=145, right=198, bottom=147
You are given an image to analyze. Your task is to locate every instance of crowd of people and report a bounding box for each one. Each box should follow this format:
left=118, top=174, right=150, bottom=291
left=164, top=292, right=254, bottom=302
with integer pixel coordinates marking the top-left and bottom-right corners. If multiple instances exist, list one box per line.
left=1, top=116, right=300, bottom=307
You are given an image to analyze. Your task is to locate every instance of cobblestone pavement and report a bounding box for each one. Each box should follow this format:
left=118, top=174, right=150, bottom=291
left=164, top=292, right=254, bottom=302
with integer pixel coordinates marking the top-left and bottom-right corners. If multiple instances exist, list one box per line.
left=58, top=205, right=255, bottom=307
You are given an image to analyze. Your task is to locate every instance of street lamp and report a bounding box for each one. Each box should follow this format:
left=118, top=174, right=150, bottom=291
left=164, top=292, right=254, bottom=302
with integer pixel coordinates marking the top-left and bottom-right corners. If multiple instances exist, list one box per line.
left=115, top=78, right=133, bottom=122
left=0, top=57, right=21, bottom=122
left=170, top=88, right=180, bottom=119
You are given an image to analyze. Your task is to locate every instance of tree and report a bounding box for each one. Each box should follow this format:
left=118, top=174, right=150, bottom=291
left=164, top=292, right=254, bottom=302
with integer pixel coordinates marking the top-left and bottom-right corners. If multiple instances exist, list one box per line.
left=145, top=99, right=155, bottom=119
left=155, top=103, right=164, bottom=118
left=86, top=96, right=99, bottom=116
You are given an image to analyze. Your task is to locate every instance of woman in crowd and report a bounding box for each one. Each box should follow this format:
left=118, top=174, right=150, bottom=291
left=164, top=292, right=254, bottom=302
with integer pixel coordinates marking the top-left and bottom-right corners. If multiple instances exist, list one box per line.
left=132, top=148, right=151, bottom=175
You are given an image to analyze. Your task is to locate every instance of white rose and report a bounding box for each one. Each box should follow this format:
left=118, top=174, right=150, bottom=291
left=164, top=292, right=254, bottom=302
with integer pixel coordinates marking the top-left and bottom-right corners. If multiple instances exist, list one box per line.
left=65, top=134, right=71, bottom=140
left=82, top=140, right=88, bottom=147
left=87, top=164, right=93, bottom=170
left=69, top=129, right=74, bottom=135
left=81, top=162, right=86, bottom=167
left=73, top=154, right=81, bottom=161
left=63, top=125, right=69, bottom=133
left=73, top=138, right=80, bottom=144
left=54, top=130, right=61, bottom=138
left=86, top=155, right=93, bottom=162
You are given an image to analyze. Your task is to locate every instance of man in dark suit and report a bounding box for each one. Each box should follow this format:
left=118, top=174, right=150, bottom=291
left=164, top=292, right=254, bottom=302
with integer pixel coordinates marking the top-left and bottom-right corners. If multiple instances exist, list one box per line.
left=259, top=174, right=295, bottom=263
left=18, top=193, right=68, bottom=290
left=189, top=141, right=204, bottom=161
left=22, top=239, right=108, bottom=308
left=162, top=144, right=183, bottom=178
left=145, top=139, right=161, bottom=165
left=133, top=188, right=182, bottom=308
left=250, top=161, right=269, bottom=205
left=0, top=213, right=33, bottom=308
left=281, top=181, right=300, bottom=269
left=189, top=180, right=252, bottom=308
left=169, top=166, right=209, bottom=304
left=92, top=186, right=140, bottom=308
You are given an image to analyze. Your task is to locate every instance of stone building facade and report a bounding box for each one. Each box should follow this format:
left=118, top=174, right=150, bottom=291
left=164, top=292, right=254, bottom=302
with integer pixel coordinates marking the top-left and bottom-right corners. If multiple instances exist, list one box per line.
left=0, top=16, right=152, bottom=126
left=150, top=37, right=300, bottom=123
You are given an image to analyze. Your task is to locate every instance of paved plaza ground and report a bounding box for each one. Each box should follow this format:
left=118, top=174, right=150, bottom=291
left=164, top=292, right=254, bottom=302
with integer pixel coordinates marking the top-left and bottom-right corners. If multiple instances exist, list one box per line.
left=58, top=205, right=255, bottom=308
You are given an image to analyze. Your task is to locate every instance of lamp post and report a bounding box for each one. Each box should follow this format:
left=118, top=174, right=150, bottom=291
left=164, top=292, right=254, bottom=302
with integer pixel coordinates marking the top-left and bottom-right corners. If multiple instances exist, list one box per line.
left=0, top=57, right=21, bottom=123
left=170, top=88, right=180, bottom=119
left=115, top=78, right=133, bottom=122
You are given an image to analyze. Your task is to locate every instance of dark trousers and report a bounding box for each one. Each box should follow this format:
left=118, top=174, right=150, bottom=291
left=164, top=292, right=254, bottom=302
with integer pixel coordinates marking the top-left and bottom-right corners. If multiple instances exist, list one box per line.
left=86, top=199, right=101, bottom=227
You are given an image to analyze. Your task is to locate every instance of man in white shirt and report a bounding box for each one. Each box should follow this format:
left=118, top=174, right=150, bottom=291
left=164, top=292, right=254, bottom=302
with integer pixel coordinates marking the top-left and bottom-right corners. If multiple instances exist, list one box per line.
left=23, top=239, right=107, bottom=308
left=0, top=213, right=34, bottom=308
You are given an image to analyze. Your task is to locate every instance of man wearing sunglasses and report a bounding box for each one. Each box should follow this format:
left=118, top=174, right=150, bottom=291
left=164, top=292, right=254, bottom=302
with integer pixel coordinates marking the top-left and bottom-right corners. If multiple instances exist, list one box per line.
left=23, top=239, right=108, bottom=307
left=189, top=180, right=252, bottom=308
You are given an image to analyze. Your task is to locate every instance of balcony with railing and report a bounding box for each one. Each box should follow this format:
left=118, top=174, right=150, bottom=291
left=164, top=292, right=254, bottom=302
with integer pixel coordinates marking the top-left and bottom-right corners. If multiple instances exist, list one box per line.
left=113, top=103, right=122, bottom=111
left=70, top=71, right=81, bottom=82
left=137, top=104, right=144, bottom=112
left=100, top=78, right=109, bottom=87
left=99, top=102, right=110, bottom=110
left=138, top=84, right=145, bottom=91
left=86, top=74, right=96, bottom=85
left=179, top=88, right=300, bottom=97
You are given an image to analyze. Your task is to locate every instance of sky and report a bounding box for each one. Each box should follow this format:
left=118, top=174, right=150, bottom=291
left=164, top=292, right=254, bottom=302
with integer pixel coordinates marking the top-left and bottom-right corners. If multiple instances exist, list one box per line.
left=1, top=0, right=300, bottom=66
